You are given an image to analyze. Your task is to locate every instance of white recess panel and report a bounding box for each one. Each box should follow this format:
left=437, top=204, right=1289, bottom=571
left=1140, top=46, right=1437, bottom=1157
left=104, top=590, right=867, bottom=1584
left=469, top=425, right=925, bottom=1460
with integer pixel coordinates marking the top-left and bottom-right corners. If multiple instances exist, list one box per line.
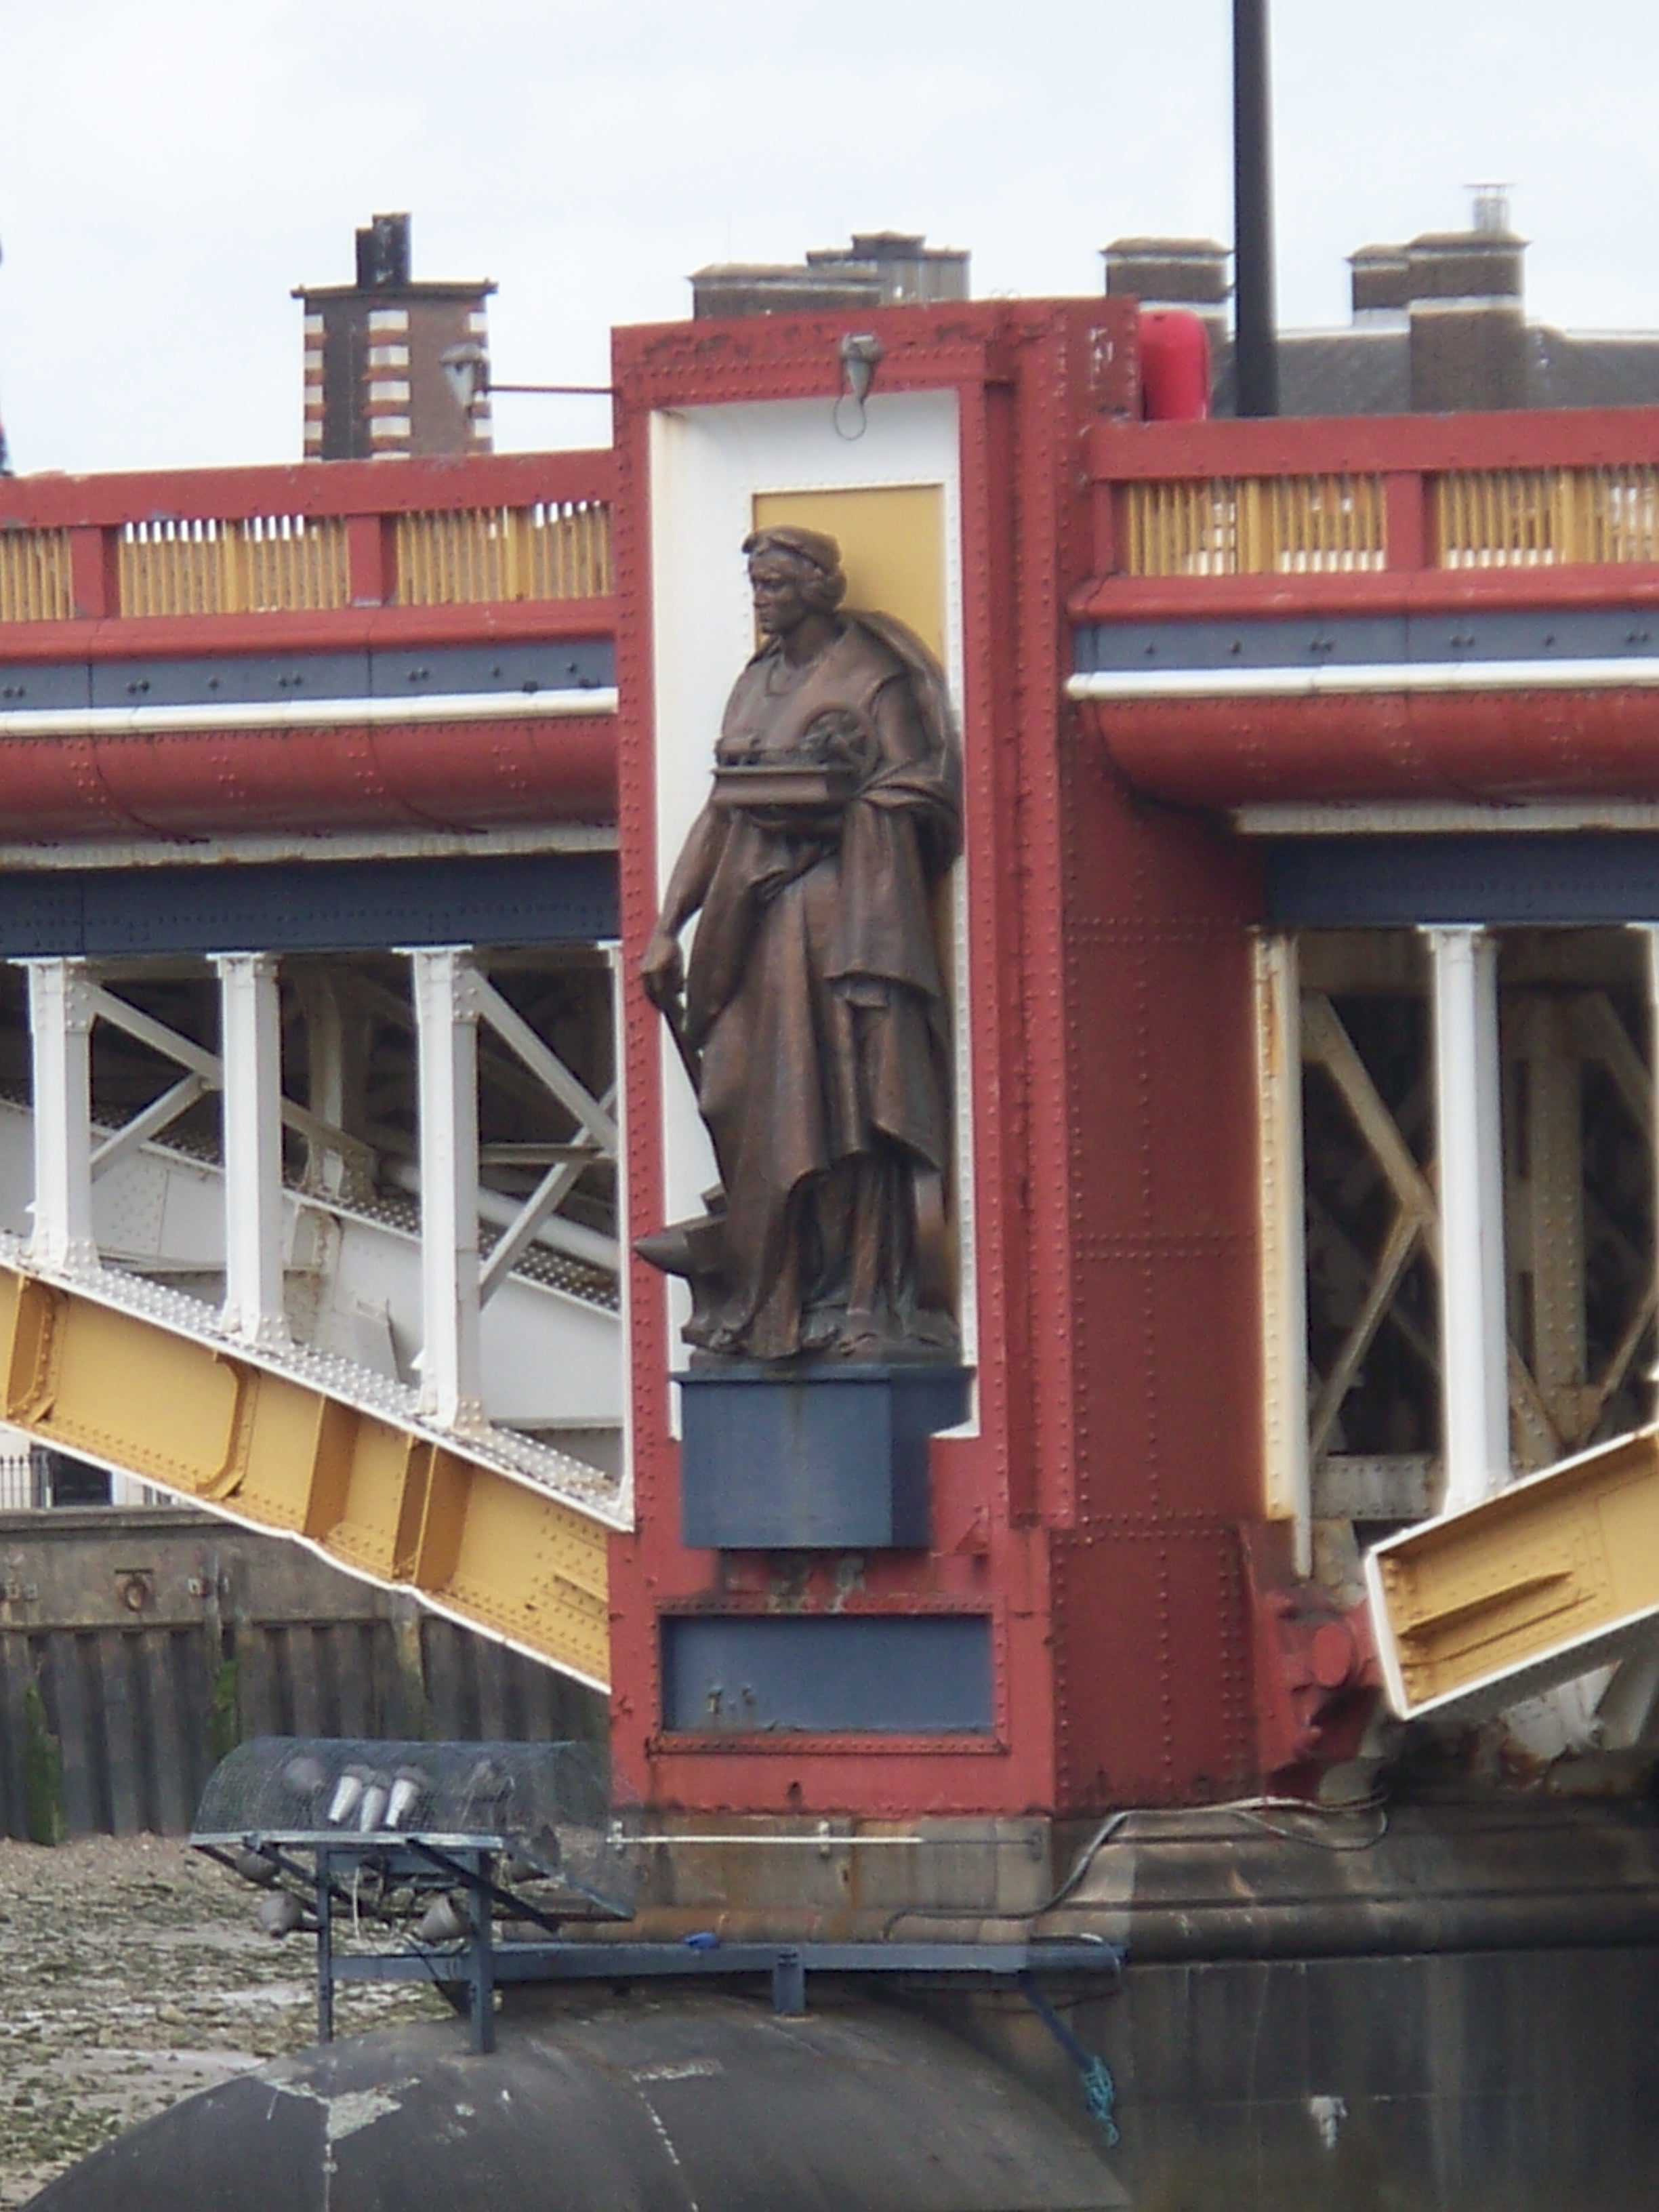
left=647, top=392, right=977, bottom=1391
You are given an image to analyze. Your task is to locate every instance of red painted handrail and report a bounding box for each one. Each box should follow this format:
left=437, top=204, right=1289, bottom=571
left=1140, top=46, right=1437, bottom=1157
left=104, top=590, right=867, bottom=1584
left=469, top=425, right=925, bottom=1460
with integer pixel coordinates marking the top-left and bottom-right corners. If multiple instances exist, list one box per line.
left=0, top=449, right=614, bottom=530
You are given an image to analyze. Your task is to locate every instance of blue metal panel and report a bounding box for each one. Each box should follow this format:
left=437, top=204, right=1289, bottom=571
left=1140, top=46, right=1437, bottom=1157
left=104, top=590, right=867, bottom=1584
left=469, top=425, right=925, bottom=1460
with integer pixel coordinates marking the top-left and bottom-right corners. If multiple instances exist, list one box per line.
left=1266, top=836, right=1659, bottom=928
left=3, top=642, right=615, bottom=716
left=0, top=877, right=88, bottom=949
left=1075, top=616, right=1406, bottom=674
left=91, top=655, right=371, bottom=708
left=369, top=642, right=614, bottom=696
left=0, top=853, right=617, bottom=956
left=1404, top=609, right=1659, bottom=663
left=1074, top=608, right=1659, bottom=676
left=661, top=1614, right=993, bottom=1734
left=0, top=663, right=93, bottom=708
left=676, top=1364, right=970, bottom=1551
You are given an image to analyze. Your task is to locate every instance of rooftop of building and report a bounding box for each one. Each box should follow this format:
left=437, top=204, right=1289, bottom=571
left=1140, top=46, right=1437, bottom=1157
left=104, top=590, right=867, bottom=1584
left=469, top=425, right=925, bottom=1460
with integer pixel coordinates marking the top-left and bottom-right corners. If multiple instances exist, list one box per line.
left=291, top=211, right=494, bottom=303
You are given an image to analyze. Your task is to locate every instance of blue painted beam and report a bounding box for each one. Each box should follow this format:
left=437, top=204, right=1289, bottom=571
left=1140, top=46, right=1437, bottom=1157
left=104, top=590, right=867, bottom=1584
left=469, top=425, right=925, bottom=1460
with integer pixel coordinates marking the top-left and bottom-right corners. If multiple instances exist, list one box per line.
left=0, top=852, right=618, bottom=956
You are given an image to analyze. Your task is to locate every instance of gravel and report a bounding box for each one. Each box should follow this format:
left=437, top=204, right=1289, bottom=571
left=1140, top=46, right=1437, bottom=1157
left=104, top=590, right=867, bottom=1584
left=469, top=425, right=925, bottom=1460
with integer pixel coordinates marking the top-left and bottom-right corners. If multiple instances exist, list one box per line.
left=0, top=1836, right=445, bottom=2206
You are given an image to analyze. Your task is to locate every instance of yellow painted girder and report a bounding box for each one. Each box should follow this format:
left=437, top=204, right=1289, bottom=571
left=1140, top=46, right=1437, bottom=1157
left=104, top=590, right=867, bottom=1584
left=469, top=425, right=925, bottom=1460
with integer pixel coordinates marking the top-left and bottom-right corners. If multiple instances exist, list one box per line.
left=1366, top=1423, right=1659, bottom=1721
left=0, top=1265, right=611, bottom=1689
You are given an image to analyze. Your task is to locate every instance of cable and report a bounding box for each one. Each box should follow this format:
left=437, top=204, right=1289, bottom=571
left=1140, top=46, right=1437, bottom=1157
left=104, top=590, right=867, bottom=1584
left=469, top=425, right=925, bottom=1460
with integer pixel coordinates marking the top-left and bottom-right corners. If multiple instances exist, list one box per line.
left=1018, top=1973, right=1120, bottom=2147
left=1224, top=1803, right=1388, bottom=1853
left=882, top=1785, right=1393, bottom=1933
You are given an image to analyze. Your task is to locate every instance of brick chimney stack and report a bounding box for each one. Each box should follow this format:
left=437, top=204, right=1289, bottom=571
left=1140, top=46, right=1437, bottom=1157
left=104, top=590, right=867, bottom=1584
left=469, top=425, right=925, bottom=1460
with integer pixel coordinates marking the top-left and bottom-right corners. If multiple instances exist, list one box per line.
left=295, top=214, right=496, bottom=460
left=1347, top=191, right=1528, bottom=411
left=691, top=232, right=969, bottom=319
left=1404, top=187, right=1528, bottom=411
left=1101, top=237, right=1231, bottom=372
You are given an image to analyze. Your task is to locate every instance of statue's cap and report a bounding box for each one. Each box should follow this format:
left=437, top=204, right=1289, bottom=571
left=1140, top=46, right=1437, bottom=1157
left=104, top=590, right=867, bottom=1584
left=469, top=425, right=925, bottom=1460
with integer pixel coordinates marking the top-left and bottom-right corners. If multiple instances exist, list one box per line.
left=743, top=525, right=842, bottom=576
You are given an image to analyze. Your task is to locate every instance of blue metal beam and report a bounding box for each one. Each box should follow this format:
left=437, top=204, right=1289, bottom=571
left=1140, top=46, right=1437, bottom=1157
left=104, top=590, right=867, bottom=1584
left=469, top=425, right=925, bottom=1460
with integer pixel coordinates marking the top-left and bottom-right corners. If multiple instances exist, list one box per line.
left=0, top=851, right=618, bottom=956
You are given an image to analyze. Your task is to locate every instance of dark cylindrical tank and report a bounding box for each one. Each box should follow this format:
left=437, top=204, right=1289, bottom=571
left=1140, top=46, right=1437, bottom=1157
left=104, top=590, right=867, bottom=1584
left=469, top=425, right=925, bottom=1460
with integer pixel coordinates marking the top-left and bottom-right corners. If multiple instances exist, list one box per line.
left=28, top=1992, right=1127, bottom=2212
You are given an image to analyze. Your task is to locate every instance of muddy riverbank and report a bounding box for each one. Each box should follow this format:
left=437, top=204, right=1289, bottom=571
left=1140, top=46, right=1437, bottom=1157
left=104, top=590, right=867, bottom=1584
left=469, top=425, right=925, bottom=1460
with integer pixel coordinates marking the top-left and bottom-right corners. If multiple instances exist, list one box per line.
left=0, top=1837, right=441, bottom=2205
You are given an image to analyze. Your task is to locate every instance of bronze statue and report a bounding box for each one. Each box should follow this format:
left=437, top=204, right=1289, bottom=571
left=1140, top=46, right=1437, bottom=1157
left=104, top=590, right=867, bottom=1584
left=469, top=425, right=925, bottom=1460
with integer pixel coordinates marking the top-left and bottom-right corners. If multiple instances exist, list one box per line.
left=638, top=525, right=962, bottom=1364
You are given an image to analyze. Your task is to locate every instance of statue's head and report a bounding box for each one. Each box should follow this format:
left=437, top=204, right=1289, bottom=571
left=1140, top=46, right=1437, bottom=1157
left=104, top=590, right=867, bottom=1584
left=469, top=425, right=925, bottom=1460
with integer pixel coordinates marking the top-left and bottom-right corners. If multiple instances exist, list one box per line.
left=743, top=526, right=847, bottom=636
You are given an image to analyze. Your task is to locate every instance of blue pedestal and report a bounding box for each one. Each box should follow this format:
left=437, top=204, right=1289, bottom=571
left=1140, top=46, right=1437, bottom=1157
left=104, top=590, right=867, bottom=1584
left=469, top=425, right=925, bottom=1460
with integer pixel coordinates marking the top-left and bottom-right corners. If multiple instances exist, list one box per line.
left=676, top=1364, right=972, bottom=1551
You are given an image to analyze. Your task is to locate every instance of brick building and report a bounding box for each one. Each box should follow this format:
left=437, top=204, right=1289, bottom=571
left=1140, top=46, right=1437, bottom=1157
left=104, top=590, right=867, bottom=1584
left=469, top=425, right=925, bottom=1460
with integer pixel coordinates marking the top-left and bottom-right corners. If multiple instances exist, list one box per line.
left=294, top=212, right=495, bottom=460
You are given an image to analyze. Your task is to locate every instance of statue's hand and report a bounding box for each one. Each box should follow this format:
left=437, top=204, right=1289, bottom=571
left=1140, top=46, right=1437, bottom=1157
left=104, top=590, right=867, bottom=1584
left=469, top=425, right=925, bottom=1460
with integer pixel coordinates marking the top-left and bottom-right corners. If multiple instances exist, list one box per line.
left=640, top=927, right=684, bottom=1012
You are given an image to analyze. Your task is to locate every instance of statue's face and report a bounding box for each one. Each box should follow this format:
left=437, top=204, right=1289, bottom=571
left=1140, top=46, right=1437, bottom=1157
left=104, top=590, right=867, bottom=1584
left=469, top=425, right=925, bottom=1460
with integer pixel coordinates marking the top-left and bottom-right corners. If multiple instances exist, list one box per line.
left=748, top=552, right=813, bottom=638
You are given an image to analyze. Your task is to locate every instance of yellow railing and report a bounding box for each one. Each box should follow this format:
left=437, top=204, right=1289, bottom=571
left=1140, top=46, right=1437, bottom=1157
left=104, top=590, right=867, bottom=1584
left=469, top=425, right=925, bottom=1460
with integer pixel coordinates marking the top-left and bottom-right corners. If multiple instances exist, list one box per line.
left=20, top=465, right=1659, bottom=626
left=117, top=515, right=352, bottom=618
left=395, top=501, right=613, bottom=606
left=0, top=528, right=74, bottom=623
left=1124, top=475, right=1387, bottom=577
left=1434, top=466, right=1659, bottom=568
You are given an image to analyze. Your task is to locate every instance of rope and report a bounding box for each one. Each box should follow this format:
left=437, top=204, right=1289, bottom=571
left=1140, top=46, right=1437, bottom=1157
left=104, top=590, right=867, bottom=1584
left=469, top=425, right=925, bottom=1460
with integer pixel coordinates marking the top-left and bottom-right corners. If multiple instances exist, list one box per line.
left=1018, top=1973, right=1120, bottom=2148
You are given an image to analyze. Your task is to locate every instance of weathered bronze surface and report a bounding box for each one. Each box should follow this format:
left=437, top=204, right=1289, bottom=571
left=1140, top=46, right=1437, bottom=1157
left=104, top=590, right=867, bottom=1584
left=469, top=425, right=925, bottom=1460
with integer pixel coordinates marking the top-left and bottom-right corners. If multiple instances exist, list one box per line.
left=638, top=527, right=961, bottom=1363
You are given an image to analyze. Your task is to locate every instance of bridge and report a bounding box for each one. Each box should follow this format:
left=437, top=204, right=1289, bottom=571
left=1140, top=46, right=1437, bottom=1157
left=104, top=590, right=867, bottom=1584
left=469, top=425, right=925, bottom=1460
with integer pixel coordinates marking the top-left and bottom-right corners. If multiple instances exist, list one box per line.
left=1072, top=401, right=1659, bottom=1740
left=14, top=301, right=1659, bottom=2209
left=0, top=450, right=623, bottom=1687
left=7, top=316, right=1659, bottom=1757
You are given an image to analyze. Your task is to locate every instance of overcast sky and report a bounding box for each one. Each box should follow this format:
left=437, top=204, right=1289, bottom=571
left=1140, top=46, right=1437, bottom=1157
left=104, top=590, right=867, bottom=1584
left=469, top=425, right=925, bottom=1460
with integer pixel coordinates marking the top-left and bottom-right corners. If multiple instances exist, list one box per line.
left=4, top=0, right=1658, bottom=476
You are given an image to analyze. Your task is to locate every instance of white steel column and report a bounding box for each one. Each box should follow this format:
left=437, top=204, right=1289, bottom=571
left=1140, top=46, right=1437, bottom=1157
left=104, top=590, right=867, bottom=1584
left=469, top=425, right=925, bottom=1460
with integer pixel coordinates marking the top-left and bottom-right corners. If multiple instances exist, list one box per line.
left=23, top=959, right=98, bottom=1275
left=1427, top=926, right=1510, bottom=1510
left=409, top=946, right=485, bottom=1432
left=1254, top=934, right=1311, bottom=1572
left=1643, top=925, right=1659, bottom=1429
left=214, top=954, right=289, bottom=1346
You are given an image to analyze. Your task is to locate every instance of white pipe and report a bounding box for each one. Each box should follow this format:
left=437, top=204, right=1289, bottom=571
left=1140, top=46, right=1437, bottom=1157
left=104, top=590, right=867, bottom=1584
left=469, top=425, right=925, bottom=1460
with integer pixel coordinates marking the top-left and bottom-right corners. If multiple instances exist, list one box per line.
left=0, top=689, right=617, bottom=739
left=1236, top=800, right=1659, bottom=837
left=1067, top=660, right=1659, bottom=702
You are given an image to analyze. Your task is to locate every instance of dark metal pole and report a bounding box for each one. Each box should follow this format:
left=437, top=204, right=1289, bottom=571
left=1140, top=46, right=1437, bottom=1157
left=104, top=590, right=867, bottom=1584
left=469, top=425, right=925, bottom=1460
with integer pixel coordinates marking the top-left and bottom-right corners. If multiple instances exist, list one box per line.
left=315, top=1847, right=334, bottom=2045
left=467, top=1849, right=497, bottom=2055
left=1233, top=0, right=1279, bottom=417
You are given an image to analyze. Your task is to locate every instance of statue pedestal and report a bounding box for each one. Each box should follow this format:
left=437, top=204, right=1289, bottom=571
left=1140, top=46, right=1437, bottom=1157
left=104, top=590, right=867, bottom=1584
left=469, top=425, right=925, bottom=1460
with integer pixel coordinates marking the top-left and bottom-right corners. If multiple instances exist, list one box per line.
left=675, top=1364, right=972, bottom=1552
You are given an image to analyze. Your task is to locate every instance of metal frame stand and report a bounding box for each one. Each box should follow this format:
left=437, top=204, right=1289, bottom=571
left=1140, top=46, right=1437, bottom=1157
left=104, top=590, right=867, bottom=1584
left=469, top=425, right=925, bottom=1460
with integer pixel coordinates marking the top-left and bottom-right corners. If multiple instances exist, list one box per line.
left=463, top=1849, right=497, bottom=2055
left=325, top=1931, right=1127, bottom=2131
left=325, top=1931, right=1125, bottom=2072
left=314, top=1847, right=333, bottom=2045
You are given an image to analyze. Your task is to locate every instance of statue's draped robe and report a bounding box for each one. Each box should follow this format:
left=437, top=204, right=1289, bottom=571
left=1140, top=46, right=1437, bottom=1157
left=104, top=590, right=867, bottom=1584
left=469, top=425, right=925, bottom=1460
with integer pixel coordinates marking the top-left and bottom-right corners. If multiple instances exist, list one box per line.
left=683, top=617, right=961, bottom=1359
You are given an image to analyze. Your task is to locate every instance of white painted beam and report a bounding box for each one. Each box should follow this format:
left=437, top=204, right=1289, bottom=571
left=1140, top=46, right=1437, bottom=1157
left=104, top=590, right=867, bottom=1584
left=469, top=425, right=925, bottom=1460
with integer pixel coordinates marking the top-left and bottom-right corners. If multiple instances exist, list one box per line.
left=90, top=1073, right=211, bottom=1182
left=476, top=1092, right=615, bottom=1307
left=1427, top=927, right=1511, bottom=1509
left=214, top=954, right=289, bottom=1347
left=1254, top=934, right=1311, bottom=1572
left=88, top=981, right=372, bottom=1183
left=470, top=972, right=619, bottom=1155
left=386, top=1161, right=619, bottom=1277
left=408, top=946, right=485, bottom=1433
left=21, top=959, right=97, bottom=1275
